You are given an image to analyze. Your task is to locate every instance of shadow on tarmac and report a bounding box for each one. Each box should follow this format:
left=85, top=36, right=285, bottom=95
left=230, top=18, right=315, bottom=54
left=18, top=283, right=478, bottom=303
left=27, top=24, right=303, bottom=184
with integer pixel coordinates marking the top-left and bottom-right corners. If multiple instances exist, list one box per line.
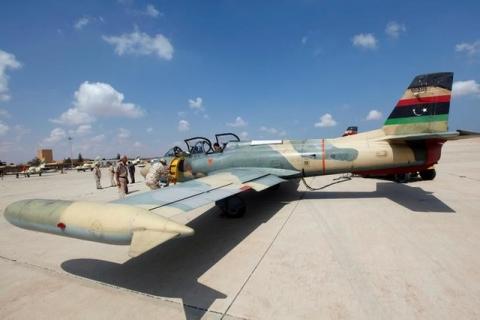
left=62, top=181, right=302, bottom=320
left=61, top=180, right=453, bottom=319
left=303, top=181, right=455, bottom=213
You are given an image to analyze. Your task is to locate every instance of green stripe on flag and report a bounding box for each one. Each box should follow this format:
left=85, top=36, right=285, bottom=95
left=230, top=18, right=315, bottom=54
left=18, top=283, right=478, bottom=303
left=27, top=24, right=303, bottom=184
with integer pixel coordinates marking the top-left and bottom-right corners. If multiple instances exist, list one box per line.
left=384, top=114, right=448, bottom=125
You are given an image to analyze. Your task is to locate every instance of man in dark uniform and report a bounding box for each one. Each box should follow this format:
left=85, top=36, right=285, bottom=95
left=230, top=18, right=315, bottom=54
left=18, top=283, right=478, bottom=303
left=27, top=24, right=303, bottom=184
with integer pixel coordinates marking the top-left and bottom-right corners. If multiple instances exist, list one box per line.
left=128, top=161, right=136, bottom=184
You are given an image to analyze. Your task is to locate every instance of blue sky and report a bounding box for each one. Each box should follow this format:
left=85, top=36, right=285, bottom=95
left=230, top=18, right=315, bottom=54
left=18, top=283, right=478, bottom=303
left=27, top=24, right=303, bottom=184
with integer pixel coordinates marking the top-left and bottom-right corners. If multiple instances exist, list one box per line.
left=1, top=0, right=480, bottom=162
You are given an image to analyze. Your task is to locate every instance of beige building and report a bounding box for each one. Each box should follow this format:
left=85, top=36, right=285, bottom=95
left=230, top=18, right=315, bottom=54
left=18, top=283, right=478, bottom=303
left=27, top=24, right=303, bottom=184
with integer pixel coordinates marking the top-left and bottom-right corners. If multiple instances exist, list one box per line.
left=37, top=149, right=53, bottom=163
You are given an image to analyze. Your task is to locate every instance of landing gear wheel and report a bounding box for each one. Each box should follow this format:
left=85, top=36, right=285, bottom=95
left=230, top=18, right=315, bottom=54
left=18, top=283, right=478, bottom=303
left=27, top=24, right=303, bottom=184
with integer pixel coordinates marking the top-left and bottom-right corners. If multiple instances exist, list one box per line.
left=394, top=173, right=410, bottom=183
left=420, top=169, right=436, bottom=180
left=216, top=196, right=246, bottom=218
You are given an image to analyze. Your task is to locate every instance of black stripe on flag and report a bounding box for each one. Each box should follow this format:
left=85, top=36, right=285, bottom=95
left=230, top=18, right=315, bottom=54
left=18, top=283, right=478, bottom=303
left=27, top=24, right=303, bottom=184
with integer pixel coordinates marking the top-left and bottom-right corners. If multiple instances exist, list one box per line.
left=388, top=102, right=450, bottom=119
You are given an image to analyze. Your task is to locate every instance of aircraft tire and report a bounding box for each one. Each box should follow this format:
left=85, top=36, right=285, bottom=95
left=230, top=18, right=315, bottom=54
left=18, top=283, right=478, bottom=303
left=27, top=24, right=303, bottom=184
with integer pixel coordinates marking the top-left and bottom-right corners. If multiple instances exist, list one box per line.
left=216, top=196, right=246, bottom=218
left=420, top=169, right=436, bottom=181
left=394, top=173, right=410, bottom=183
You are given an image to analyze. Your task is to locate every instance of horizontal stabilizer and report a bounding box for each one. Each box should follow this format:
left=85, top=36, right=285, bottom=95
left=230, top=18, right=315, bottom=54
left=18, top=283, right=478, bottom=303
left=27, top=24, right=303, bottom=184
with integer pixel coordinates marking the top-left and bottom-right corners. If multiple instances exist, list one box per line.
left=129, top=229, right=179, bottom=257
left=379, top=130, right=480, bottom=142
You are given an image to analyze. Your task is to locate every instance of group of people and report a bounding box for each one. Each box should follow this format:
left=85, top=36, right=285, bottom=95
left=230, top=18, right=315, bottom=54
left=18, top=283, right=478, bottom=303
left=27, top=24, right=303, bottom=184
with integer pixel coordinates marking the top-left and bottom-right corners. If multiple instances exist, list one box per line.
left=93, top=156, right=137, bottom=198
left=93, top=155, right=171, bottom=198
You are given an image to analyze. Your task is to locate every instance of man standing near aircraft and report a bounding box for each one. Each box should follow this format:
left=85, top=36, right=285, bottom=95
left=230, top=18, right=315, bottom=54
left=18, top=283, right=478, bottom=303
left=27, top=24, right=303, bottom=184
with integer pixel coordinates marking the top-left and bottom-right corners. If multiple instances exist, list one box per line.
left=115, top=156, right=129, bottom=198
left=93, top=162, right=102, bottom=189
left=128, top=161, right=136, bottom=184
left=108, top=163, right=116, bottom=187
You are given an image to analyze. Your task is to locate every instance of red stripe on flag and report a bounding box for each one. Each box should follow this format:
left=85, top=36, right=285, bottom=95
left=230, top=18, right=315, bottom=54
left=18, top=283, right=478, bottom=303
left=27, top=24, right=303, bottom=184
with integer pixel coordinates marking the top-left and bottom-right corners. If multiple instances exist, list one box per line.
left=396, top=95, right=450, bottom=107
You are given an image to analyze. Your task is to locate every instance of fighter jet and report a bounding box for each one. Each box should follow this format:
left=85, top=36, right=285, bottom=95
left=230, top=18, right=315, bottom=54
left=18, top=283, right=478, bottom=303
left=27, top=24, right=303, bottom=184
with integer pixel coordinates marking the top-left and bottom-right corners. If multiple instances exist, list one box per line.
left=4, top=72, right=480, bottom=257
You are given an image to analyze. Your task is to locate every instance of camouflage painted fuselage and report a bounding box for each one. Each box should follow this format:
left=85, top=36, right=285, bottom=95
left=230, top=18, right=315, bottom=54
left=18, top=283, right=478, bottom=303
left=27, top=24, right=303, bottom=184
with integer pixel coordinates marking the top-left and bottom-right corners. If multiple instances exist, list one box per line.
left=176, top=72, right=455, bottom=180
left=176, top=129, right=441, bottom=181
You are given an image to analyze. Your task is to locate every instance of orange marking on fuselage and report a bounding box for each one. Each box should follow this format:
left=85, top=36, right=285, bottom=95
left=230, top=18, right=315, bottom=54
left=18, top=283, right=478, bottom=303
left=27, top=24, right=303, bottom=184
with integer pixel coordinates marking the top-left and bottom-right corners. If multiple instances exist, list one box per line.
left=208, top=158, right=213, bottom=166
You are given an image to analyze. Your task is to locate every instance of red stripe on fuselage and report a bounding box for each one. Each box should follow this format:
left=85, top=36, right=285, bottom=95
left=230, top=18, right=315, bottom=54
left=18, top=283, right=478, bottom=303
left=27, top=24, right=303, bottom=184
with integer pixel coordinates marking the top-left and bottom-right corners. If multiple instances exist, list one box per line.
left=396, top=95, right=450, bottom=107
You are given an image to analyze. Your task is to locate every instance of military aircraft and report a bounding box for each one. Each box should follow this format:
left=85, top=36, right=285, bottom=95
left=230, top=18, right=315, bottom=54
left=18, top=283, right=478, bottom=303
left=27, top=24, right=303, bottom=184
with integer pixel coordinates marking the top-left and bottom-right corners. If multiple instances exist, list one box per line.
left=19, top=163, right=46, bottom=177
left=131, top=156, right=143, bottom=166
left=74, top=162, right=95, bottom=172
left=4, top=72, right=480, bottom=257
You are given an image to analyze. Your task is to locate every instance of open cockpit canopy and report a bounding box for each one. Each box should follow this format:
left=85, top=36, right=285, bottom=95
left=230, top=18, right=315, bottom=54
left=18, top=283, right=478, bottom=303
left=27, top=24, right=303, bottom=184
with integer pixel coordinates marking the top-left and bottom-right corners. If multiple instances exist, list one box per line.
left=163, top=133, right=241, bottom=157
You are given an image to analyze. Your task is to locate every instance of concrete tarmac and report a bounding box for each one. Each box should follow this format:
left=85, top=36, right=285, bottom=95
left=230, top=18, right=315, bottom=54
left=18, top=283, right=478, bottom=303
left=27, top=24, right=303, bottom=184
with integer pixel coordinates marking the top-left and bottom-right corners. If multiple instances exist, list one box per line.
left=1, top=139, right=480, bottom=320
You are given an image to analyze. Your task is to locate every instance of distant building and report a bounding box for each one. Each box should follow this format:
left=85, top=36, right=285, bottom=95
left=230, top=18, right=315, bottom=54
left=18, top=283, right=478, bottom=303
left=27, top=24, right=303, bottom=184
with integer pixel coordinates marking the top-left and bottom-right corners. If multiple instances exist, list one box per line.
left=37, top=149, right=53, bottom=163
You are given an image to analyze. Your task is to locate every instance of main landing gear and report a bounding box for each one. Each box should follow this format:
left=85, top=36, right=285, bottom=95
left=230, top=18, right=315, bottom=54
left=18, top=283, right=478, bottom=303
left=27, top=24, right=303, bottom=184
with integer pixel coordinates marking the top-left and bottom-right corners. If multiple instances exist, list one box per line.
left=419, top=168, right=436, bottom=181
left=393, top=168, right=436, bottom=183
left=216, top=195, right=246, bottom=218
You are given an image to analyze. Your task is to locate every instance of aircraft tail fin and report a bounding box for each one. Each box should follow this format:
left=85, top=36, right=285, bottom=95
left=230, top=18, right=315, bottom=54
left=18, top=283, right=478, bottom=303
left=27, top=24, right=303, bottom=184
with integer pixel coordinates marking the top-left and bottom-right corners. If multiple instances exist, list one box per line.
left=383, top=72, right=453, bottom=136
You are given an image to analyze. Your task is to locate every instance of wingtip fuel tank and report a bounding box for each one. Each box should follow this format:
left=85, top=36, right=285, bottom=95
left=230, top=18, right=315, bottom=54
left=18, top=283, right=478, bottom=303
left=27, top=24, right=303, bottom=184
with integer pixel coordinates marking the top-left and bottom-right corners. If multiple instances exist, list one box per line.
left=4, top=199, right=194, bottom=253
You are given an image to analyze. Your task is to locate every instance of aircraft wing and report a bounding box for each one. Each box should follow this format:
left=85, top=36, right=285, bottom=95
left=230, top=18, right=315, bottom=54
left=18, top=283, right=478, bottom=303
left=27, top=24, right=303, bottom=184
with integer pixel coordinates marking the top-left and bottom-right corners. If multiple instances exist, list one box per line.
left=113, top=167, right=299, bottom=215
left=379, top=130, right=480, bottom=142
left=4, top=167, right=299, bottom=258
left=113, top=167, right=298, bottom=256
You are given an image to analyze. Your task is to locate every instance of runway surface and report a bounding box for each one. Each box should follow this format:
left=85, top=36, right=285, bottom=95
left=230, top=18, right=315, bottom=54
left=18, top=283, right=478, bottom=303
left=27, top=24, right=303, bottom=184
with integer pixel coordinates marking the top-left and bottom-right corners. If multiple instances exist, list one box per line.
left=1, top=139, right=480, bottom=320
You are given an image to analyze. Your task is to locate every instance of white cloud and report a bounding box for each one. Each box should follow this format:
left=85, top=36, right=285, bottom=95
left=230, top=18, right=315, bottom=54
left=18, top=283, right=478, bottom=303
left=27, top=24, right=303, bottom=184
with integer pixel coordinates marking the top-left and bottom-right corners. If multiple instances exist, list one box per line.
left=385, top=22, right=406, bottom=39
left=133, top=141, right=142, bottom=147
left=452, top=80, right=480, bottom=97
left=73, top=82, right=143, bottom=117
left=0, top=121, right=8, bottom=136
left=352, top=33, right=378, bottom=49
left=301, top=36, right=308, bottom=45
left=239, top=131, right=248, bottom=139
left=178, top=120, right=190, bottom=132
left=117, top=128, right=131, bottom=139
left=455, top=41, right=480, bottom=57
left=51, top=81, right=143, bottom=125
left=146, top=127, right=153, bottom=133
left=53, top=108, right=95, bottom=126
left=69, top=124, right=92, bottom=136
left=43, top=128, right=66, bottom=144
left=188, top=97, right=203, bottom=110
left=145, top=4, right=160, bottom=17
left=227, top=116, right=248, bottom=127
left=314, top=113, right=337, bottom=127
left=103, top=30, right=174, bottom=60
left=0, top=49, right=22, bottom=101
left=366, top=109, right=383, bottom=121
left=259, top=126, right=286, bottom=137
left=74, top=17, right=90, bottom=30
